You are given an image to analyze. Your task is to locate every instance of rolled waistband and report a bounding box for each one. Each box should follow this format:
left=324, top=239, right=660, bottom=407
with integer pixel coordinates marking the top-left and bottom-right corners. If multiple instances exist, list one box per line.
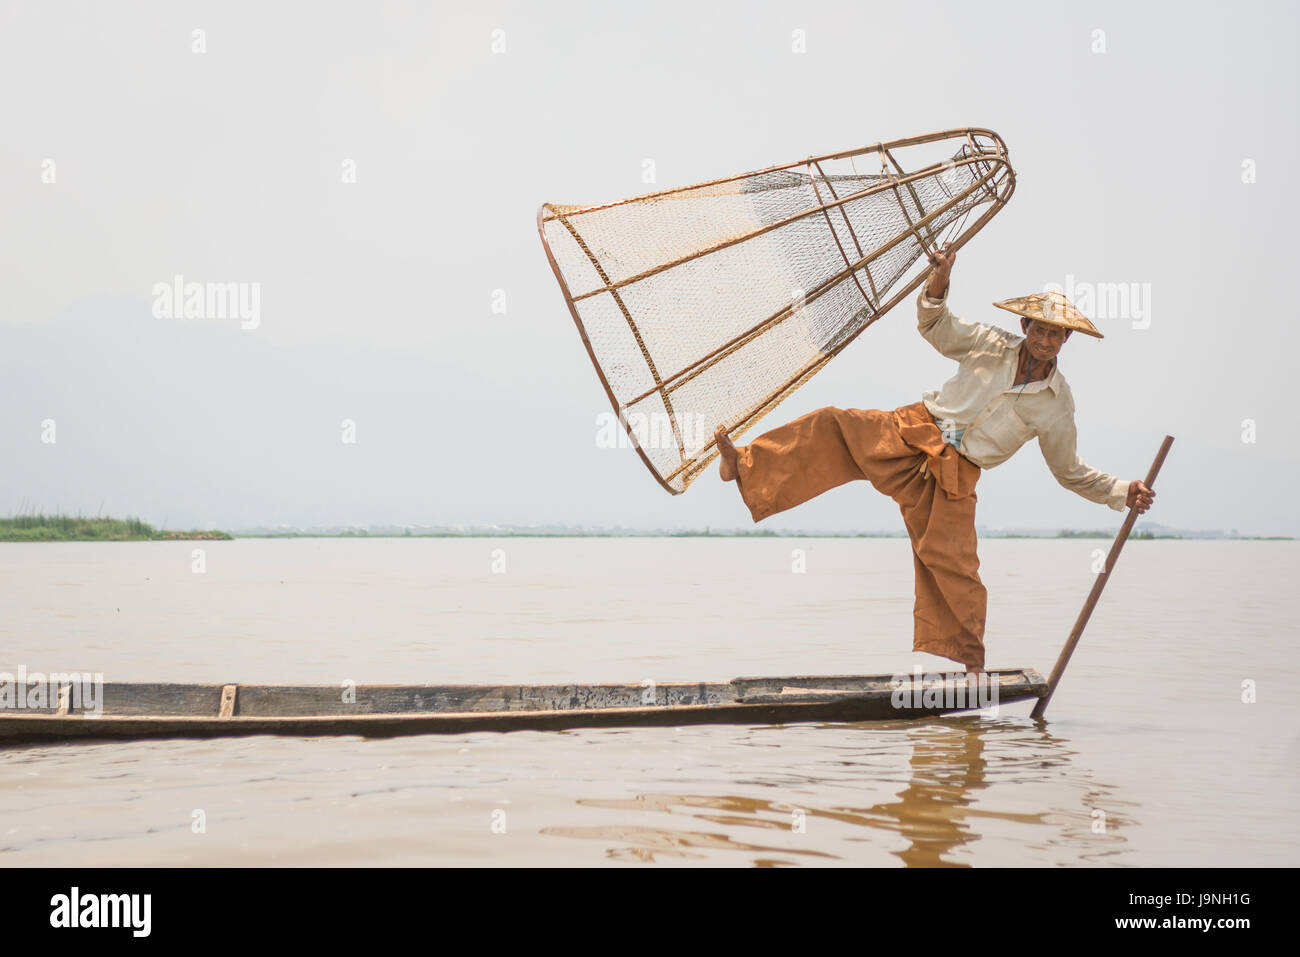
left=893, top=402, right=981, bottom=499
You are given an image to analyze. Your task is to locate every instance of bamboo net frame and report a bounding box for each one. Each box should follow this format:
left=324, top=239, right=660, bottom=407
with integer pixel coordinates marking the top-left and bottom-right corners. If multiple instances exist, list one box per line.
left=538, top=127, right=1016, bottom=495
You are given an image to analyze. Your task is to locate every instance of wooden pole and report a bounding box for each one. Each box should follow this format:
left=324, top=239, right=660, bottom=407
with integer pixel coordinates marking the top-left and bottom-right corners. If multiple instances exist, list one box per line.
left=1030, top=435, right=1175, bottom=719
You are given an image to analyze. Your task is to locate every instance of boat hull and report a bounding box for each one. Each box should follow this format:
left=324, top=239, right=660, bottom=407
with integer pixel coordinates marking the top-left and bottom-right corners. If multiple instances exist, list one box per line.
left=0, top=669, right=1047, bottom=746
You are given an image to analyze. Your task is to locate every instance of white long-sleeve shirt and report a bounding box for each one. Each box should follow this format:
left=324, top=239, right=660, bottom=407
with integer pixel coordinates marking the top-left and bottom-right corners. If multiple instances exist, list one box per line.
left=917, top=286, right=1130, bottom=511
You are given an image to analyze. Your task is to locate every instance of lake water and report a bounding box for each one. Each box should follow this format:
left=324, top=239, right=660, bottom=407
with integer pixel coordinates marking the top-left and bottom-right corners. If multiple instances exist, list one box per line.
left=1, top=538, right=1296, bottom=866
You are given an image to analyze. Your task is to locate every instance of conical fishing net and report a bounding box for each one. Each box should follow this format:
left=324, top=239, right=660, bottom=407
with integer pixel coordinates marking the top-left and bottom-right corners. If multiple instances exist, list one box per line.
left=538, top=128, right=1015, bottom=494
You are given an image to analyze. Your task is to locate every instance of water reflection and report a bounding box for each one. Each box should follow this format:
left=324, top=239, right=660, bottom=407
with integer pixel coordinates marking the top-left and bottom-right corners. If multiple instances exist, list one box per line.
left=543, top=716, right=1132, bottom=865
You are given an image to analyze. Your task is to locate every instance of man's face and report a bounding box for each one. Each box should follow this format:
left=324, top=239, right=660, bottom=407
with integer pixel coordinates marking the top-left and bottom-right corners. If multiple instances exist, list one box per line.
left=1020, top=318, right=1071, bottom=364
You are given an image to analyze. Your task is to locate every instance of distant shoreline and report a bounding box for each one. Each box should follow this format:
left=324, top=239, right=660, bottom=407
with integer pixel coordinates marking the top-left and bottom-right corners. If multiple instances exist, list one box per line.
left=2, top=515, right=1289, bottom=542
left=229, top=530, right=1291, bottom=541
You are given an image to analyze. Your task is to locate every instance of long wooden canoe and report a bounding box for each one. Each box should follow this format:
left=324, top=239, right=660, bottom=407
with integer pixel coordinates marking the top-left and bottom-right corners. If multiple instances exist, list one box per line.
left=0, top=669, right=1047, bottom=746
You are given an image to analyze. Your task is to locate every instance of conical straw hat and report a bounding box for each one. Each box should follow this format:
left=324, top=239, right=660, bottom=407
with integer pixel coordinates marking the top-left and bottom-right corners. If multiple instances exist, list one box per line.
left=992, top=290, right=1103, bottom=339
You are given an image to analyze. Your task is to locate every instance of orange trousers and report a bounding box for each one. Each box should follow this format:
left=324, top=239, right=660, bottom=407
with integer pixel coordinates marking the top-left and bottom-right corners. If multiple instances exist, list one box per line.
left=734, top=401, right=987, bottom=669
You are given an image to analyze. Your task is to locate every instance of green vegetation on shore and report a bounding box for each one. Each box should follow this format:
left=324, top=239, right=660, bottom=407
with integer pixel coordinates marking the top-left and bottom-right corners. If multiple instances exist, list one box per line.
left=3, top=516, right=1289, bottom=542
left=235, top=527, right=1291, bottom=540
left=0, top=514, right=231, bottom=542
left=1058, top=529, right=1157, bottom=539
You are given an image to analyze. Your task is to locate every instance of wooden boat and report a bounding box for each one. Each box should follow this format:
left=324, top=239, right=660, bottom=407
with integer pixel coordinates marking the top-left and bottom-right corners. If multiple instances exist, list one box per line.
left=0, top=669, right=1046, bottom=746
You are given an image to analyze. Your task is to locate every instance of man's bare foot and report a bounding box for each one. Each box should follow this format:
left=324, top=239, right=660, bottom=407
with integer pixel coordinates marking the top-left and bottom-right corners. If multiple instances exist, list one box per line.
left=715, top=427, right=739, bottom=482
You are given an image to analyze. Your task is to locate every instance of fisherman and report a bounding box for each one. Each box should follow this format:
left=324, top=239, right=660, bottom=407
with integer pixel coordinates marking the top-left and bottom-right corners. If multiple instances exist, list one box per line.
left=714, top=244, right=1155, bottom=674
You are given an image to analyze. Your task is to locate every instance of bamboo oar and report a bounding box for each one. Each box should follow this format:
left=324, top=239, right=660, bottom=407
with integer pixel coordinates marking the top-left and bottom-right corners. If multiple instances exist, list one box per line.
left=1030, top=435, right=1175, bottom=719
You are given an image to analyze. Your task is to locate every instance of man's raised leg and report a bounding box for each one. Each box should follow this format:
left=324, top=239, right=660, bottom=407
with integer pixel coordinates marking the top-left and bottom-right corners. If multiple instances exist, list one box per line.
left=716, top=408, right=895, bottom=523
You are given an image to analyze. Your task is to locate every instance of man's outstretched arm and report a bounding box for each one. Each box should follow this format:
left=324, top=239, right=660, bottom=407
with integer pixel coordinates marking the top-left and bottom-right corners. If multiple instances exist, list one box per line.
left=1038, top=403, right=1153, bottom=512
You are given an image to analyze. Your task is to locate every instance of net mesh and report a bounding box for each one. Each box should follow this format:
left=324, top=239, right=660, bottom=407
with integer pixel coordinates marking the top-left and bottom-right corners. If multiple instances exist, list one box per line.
left=539, top=129, right=1015, bottom=494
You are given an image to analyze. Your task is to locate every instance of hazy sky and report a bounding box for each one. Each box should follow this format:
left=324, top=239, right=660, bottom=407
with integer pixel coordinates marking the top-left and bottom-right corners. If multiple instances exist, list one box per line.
left=2, top=0, right=1296, bottom=534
